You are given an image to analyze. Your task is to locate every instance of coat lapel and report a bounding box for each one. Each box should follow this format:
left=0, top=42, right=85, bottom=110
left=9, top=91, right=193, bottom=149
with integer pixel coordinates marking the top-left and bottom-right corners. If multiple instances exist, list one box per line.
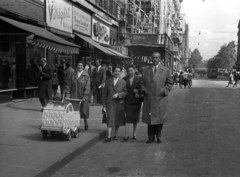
left=147, top=66, right=153, bottom=78
left=131, top=76, right=137, bottom=88
left=75, top=70, right=87, bottom=82
left=153, top=64, right=164, bottom=80
left=110, top=78, right=115, bottom=91
left=115, top=78, right=121, bottom=90
left=125, top=76, right=131, bottom=88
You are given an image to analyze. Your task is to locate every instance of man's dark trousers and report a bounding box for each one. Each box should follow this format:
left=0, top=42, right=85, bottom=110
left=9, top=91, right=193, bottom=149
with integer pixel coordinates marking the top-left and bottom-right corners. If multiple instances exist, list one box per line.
left=148, top=124, right=163, bottom=141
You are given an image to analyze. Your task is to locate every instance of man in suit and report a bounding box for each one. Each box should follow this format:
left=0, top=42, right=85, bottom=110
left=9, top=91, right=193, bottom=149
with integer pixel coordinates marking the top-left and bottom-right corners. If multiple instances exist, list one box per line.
left=86, top=60, right=96, bottom=104
left=93, top=59, right=106, bottom=105
left=36, top=58, right=52, bottom=112
left=58, top=59, right=66, bottom=99
left=141, top=52, right=173, bottom=143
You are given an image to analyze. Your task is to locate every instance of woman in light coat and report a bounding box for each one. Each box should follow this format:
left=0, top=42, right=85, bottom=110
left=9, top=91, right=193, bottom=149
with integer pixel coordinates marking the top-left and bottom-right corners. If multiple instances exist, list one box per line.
left=65, top=61, right=90, bottom=131
left=102, top=65, right=127, bottom=143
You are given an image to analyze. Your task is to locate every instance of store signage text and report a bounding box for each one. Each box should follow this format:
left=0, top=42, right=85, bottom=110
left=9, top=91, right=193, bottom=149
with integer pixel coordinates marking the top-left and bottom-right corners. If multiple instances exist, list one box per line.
left=46, top=0, right=73, bottom=34
left=73, top=7, right=91, bottom=36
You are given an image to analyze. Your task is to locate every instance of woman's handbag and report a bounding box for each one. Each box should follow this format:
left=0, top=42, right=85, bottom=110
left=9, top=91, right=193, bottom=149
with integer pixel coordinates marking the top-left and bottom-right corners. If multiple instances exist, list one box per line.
left=102, top=108, right=107, bottom=124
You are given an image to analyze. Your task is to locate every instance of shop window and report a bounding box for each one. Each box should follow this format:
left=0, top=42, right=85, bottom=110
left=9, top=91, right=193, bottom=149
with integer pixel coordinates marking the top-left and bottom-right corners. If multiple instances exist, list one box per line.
left=0, top=35, right=17, bottom=90
left=26, top=43, right=45, bottom=87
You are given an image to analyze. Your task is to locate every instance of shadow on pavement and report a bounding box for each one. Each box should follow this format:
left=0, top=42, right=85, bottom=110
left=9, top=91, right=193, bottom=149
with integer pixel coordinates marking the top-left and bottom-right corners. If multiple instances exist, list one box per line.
left=6, top=104, right=41, bottom=112
left=19, top=128, right=106, bottom=142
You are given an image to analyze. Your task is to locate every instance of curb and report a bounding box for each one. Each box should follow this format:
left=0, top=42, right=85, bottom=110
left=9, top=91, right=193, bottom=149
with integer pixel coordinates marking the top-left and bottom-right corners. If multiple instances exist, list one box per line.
left=34, top=127, right=107, bottom=177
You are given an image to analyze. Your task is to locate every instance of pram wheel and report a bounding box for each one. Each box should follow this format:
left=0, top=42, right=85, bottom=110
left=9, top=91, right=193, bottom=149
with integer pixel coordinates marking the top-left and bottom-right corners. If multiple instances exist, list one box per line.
left=72, top=130, right=79, bottom=138
left=63, top=132, right=72, bottom=141
left=50, top=131, right=55, bottom=137
left=42, top=131, right=48, bottom=139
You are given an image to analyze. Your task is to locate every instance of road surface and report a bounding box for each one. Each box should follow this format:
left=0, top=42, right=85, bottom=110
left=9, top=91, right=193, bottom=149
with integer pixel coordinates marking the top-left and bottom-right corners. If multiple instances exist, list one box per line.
left=52, top=75, right=240, bottom=177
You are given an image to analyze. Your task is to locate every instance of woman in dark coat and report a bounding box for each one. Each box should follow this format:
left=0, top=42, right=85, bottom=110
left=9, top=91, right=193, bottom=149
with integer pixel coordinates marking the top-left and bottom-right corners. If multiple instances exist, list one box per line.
left=123, top=65, right=143, bottom=141
left=65, top=61, right=90, bottom=131
left=102, top=65, right=127, bottom=142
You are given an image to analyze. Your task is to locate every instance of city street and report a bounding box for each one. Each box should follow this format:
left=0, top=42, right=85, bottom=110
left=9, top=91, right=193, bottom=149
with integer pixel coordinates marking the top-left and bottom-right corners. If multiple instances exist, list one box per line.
left=52, top=75, right=240, bottom=177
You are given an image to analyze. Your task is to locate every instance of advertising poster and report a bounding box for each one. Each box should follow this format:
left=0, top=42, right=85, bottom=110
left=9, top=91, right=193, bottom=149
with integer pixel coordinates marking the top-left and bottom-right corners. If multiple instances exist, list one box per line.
left=92, top=18, right=110, bottom=45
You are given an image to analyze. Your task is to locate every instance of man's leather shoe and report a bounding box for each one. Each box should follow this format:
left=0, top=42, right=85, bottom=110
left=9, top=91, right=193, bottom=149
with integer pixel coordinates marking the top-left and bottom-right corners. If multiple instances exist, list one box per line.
left=157, top=138, right=162, bottom=143
left=146, top=140, right=153, bottom=144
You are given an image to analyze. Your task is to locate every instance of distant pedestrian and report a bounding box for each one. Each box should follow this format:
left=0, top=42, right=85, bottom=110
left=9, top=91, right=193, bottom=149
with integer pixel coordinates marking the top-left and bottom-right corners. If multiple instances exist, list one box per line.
left=226, top=72, right=234, bottom=87
left=233, top=71, right=240, bottom=87
left=86, top=60, right=96, bottom=104
left=63, top=62, right=74, bottom=91
left=183, top=72, right=188, bottom=89
left=141, top=52, right=173, bottom=144
left=187, top=70, right=194, bottom=88
left=106, top=63, right=113, bottom=80
left=102, top=65, right=127, bottom=143
left=123, top=65, right=143, bottom=141
left=93, top=59, right=106, bottom=105
left=52, top=70, right=59, bottom=99
left=179, top=71, right=184, bottom=89
left=36, top=58, right=52, bottom=112
left=58, top=59, right=66, bottom=98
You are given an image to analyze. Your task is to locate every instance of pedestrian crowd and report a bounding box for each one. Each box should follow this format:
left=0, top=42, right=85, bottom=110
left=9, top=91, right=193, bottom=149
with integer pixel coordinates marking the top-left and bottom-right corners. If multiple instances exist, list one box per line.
left=173, top=69, right=194, bottom=89
left=33, top=52, right=173, bottom=144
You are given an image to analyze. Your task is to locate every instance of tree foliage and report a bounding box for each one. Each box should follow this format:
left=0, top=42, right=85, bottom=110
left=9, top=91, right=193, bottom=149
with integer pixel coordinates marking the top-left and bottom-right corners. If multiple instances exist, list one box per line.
left=188, top=48, right=203, bottom=68
left=207, top=41, right=237, bottom=70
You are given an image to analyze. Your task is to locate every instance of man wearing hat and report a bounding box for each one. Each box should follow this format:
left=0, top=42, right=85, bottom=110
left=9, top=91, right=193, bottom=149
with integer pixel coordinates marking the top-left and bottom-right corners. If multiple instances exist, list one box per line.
left=58, top=59, right=66, bottom=98
left=36, top=58, right=52, bottom=111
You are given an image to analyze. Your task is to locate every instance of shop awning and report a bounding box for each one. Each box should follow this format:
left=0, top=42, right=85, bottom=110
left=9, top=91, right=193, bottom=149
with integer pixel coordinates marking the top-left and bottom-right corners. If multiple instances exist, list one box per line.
left=0, top=16, right=80, bottom=54
left=105, top=47, right=130, bottom=59
left=74, top=33, right=115, bottom=56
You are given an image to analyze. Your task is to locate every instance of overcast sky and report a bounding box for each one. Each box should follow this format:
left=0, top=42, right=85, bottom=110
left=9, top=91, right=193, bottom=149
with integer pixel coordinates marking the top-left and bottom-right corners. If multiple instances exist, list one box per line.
left=181, top=0, right=240, bottom=60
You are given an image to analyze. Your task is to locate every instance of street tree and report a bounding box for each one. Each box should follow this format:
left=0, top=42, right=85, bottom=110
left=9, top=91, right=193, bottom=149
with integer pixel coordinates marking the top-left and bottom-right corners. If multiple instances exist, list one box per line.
left=188, top=48, right=203, bottom=68
left=207, top=41, right=237, bottom=70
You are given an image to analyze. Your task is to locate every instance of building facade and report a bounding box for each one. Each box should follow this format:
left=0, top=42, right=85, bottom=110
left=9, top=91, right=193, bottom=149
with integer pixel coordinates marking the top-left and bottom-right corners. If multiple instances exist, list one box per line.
left=0, top=0, right=190, bottom=100
left=0, top=0, right=129, bottom=100
left=116, top=0, right=189, bottom=73
left=236, top=20, right=240, bottom=71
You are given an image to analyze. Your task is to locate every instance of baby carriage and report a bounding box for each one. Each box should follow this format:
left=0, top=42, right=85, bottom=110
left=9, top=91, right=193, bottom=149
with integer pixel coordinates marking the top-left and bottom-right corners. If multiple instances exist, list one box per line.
left=39, top=98, right=82, bottom=141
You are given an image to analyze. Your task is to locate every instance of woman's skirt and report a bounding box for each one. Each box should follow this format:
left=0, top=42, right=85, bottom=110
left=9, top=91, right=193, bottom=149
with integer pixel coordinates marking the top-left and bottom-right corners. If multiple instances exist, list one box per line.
left=125, top=103, right=141, bottom=124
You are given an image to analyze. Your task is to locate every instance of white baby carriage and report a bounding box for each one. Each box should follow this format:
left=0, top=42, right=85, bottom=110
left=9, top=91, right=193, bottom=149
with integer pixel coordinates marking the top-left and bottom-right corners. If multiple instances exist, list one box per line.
left=39, top=98, right=82, bottom=141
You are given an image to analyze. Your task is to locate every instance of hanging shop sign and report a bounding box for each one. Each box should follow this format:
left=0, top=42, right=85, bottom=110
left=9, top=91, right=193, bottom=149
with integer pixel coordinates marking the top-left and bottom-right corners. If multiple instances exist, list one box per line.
left=73, top=6, right=91, bottom=36
left=46, top=0, right=73, bottom=34
left=92, top=18, right=110, bottom=45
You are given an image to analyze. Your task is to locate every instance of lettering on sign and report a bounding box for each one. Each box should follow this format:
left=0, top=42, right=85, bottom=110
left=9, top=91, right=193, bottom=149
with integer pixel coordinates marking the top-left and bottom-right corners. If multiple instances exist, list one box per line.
left=73, top=6, right=91, bottom=36
left=46, top=0, right=73, bottom=33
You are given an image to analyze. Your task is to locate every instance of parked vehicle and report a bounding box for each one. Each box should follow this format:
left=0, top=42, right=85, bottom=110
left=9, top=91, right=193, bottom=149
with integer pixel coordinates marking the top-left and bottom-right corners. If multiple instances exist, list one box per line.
left=208, top=66, right=218, bottom=78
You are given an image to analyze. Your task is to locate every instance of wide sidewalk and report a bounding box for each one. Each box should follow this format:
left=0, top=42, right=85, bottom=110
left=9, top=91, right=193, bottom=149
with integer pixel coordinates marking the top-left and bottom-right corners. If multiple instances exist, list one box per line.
left=0, top=98, right=106, bottom=177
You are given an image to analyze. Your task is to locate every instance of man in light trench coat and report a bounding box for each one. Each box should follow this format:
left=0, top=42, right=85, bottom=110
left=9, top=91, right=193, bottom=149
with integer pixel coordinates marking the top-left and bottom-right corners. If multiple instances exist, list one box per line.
left=141, top=52, right=173, bottom=143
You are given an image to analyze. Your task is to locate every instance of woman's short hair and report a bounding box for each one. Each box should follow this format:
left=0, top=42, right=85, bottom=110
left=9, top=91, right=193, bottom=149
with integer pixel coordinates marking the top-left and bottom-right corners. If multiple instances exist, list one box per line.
left=113, top=64, right=122, bottom=72
left=126, top=64, right=135, bottom=70
left=76, top=61, right=85, bottom=68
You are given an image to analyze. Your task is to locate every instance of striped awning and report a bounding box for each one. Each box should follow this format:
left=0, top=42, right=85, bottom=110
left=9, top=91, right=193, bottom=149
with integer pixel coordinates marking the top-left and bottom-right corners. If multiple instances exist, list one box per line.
left=0, top=16, right=80, bottom=54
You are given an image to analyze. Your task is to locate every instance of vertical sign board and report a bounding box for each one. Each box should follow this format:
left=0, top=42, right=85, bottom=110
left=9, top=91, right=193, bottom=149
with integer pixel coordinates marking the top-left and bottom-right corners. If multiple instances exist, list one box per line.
left=178, top=14, right=186, bottom=34
left=73, top=6, right=91, bottom=36
left=92, top=18, right=110, bottom=45
left=46, top=0, right=73, bottom=34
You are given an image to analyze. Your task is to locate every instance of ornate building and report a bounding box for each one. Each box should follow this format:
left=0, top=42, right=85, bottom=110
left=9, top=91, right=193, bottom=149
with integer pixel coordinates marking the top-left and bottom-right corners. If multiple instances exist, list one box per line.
left=117, top=0, right=188, bottom=73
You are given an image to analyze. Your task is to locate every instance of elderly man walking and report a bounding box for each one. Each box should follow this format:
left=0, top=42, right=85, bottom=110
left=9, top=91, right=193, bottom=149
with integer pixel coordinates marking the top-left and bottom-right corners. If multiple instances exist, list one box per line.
left=141, top=52, right=173, bottom=143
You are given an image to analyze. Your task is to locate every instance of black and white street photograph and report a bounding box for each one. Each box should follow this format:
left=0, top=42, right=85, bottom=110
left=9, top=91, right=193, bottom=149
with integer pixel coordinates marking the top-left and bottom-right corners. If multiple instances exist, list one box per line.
left=0, top=0, right=240, bottom=176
